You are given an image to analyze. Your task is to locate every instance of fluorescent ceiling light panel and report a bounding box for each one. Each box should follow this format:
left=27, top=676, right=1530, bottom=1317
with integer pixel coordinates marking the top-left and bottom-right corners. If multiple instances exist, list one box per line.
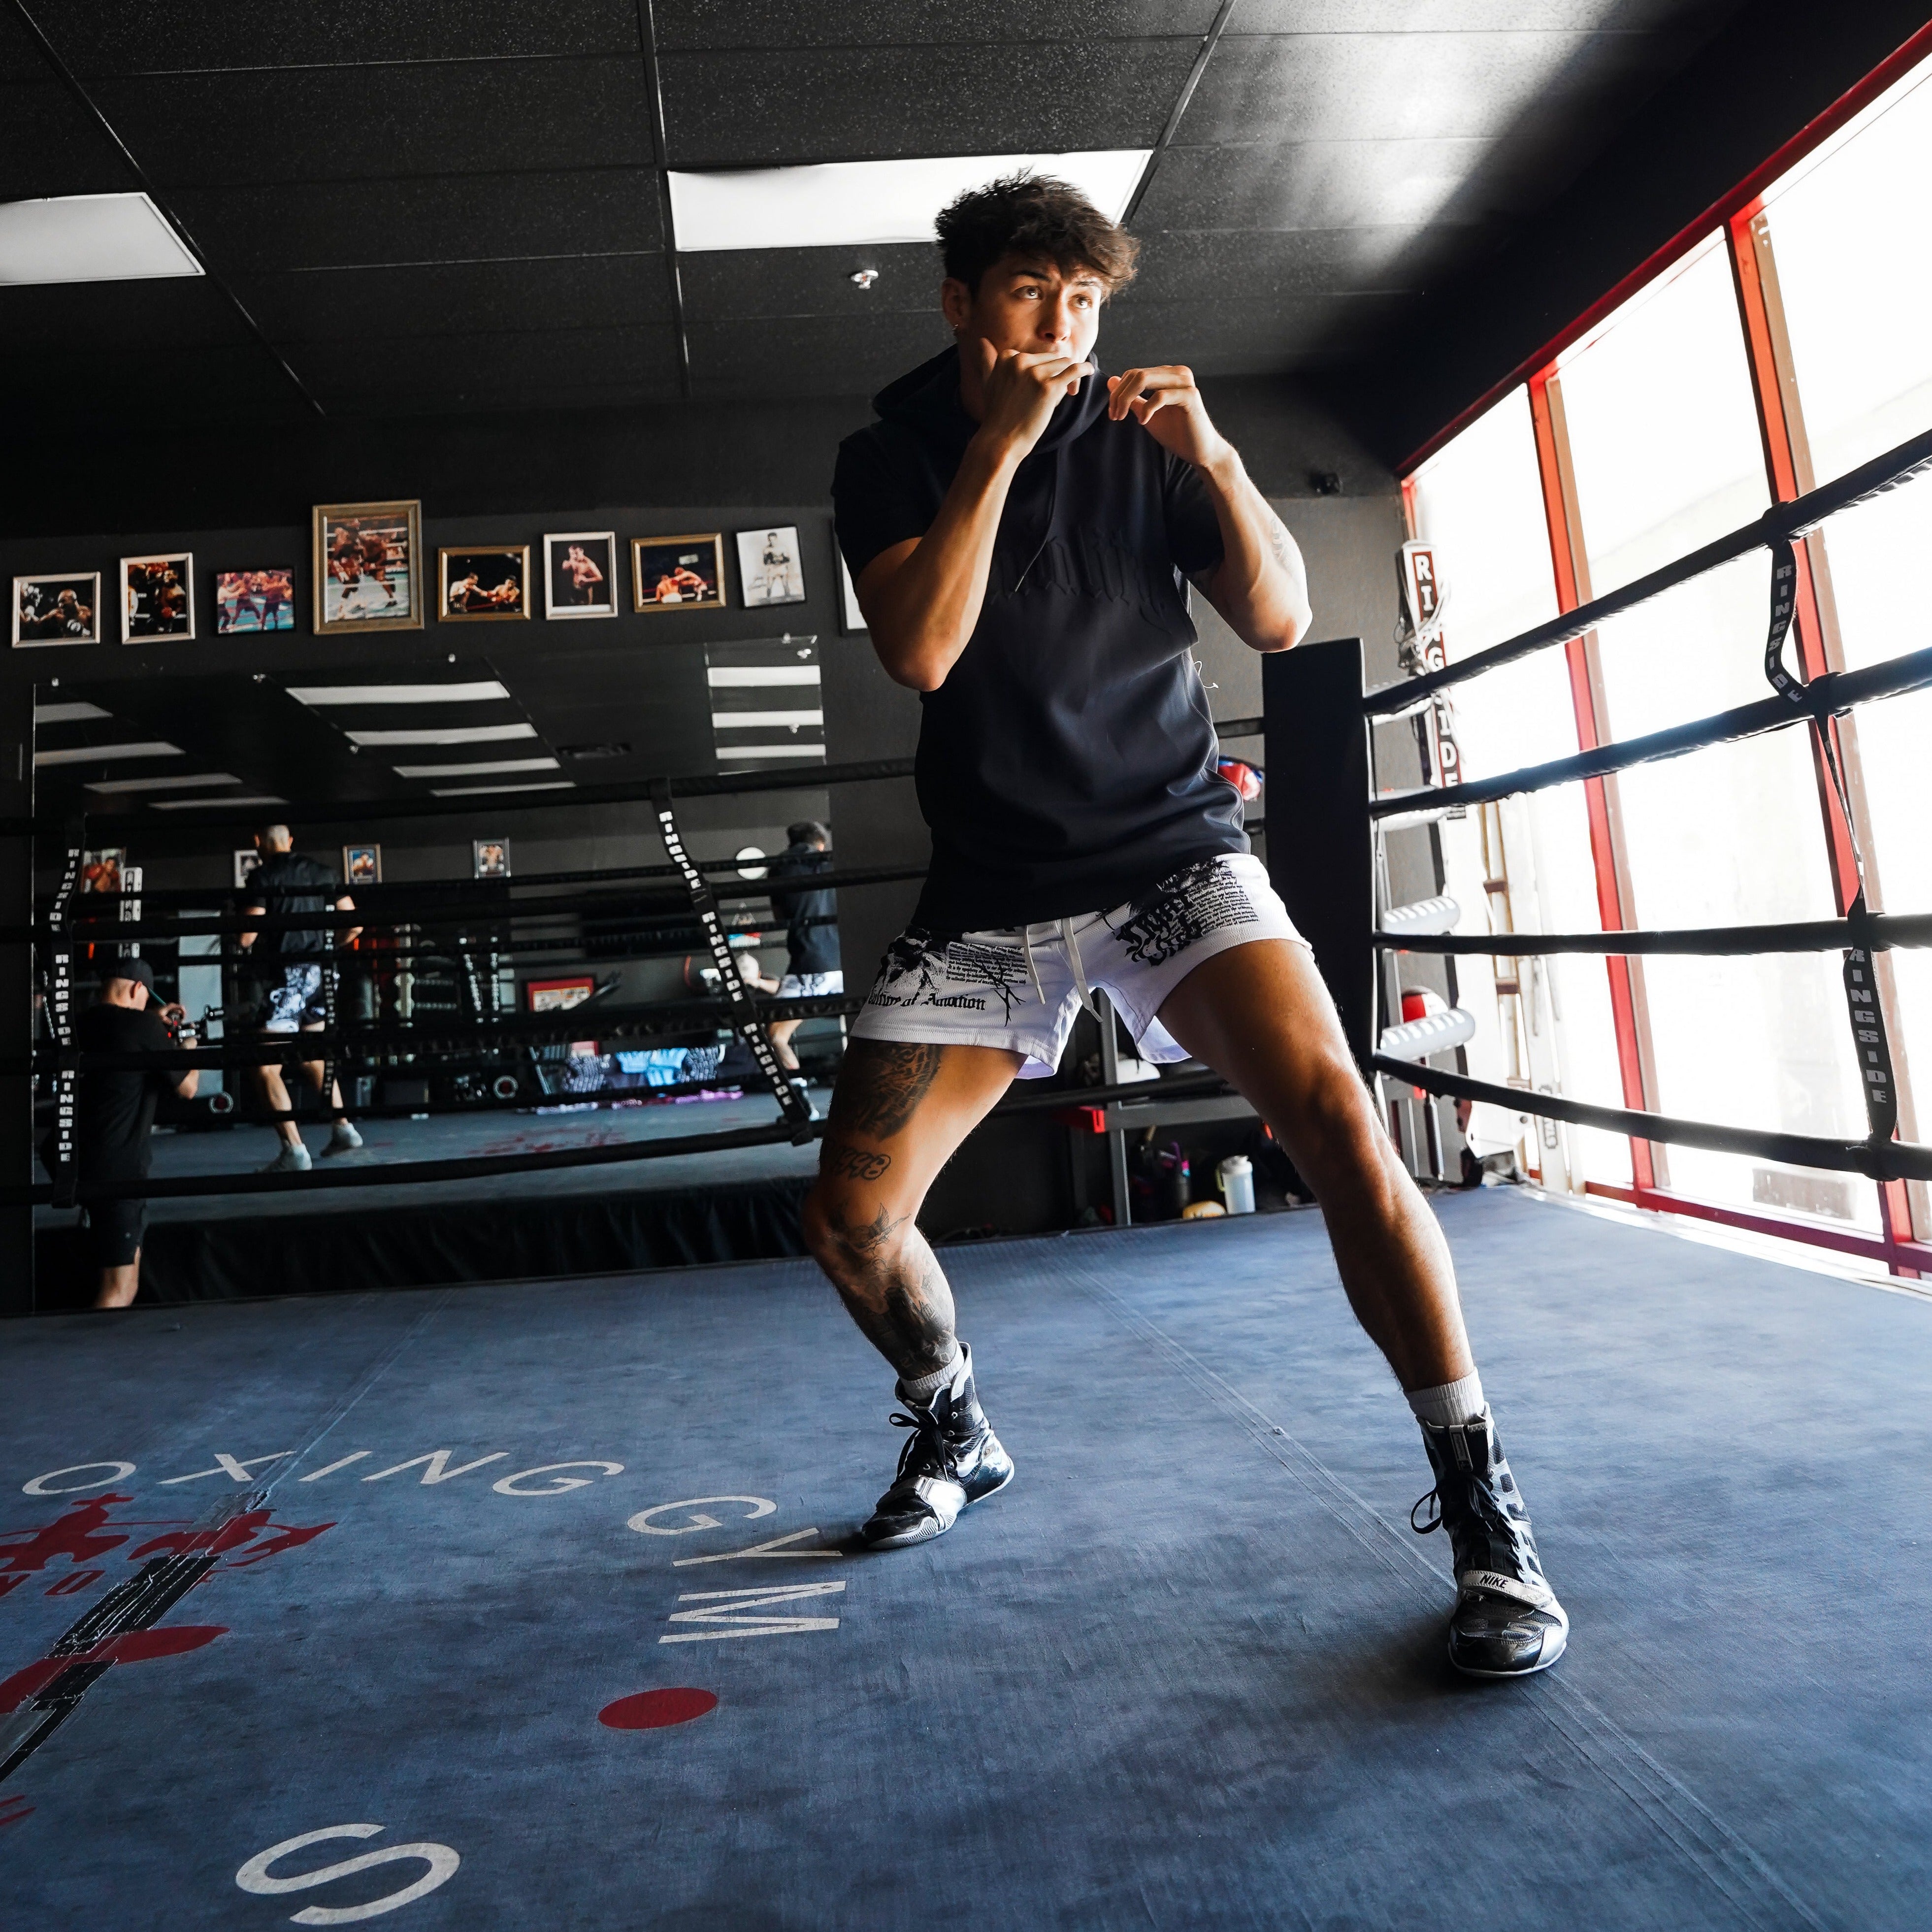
left=392, top=757, right=560, bottom=778
left=0, top=192, right=201, bottom=286
left=34, top=740, right=182, bottom=766
left=34, top=701, right=111, bottom=723
left=346, top=723, right=537, bottom=747
left=428, top=781, right=576, bottom=797
left=707, top=666, right=820, bottom=687
left=712, top=710, right=824, bottom=729
left=151, top=794, right=285, bottom=810
left=85, top=772, right=241, bottom=794
left=288, top=681, right=509, bottom=705
left=669, top=150, right=1150, bottom=253
left=716, top=744, right=828, bottom=759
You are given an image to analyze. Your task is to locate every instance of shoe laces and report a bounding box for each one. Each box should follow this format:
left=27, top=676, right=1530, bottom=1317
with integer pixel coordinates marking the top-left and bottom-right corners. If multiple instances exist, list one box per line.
left=887, top=1406, right=960, bottom=1486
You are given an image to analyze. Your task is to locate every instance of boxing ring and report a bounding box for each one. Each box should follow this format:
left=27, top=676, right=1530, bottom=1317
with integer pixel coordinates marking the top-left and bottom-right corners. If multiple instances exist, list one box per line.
left=3, top=426, right=1932, bottom=1924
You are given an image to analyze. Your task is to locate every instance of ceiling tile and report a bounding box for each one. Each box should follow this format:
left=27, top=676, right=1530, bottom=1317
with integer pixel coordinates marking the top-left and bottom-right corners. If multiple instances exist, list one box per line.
left=654, top=1, right=1217, bottom=50
left=90, top=60, right=654, bottom=188
left=1177, top=29, right=1662, bottom=144
left=167, top=170, right=663, bottom=275
left=1136, top=136, right=1511, bottom=232
left=659, top=40, right=1197, bottom=166
left=1119, top=224, right=1461, bottom=305
left=1234, top=1, right=1741, bottom=30
left=36, top=0, right=641, bottom=72
left=239, top=254, right=673, bottom=341
left=0, top=274, right=257, bottom=351
left=288, top=323, right=684, bottom=400
left=0, top=79, right=133, bottom=201
left=688, top=310, right=951, bottom=401
left=679, top=243, right=939, bottom=322
left=1102, top=293, right=1410, bottom=376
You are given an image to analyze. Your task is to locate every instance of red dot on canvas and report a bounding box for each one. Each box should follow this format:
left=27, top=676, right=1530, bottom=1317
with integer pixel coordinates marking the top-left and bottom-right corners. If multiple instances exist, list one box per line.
left=599, top=1688, right=718, bottom=1731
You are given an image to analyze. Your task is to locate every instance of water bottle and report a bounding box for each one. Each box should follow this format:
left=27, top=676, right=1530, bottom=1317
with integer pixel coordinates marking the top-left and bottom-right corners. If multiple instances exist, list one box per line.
left=1217, top=1154, right=1255, bottom=1215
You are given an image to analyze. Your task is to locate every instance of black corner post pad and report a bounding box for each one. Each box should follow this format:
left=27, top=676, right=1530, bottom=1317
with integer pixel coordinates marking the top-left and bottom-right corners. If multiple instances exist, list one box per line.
left=1263, top=638, right=1374, bottom=1078
left=650, top=780, right=818, bottom=1143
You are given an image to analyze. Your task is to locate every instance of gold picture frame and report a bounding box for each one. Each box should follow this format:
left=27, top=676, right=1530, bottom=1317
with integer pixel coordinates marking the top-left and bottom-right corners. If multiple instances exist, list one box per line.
left=439, top=544, right=531, bottom=622
left=313, top=499, right=424, bottom=634
left=632, top=533, right=725, bottom=613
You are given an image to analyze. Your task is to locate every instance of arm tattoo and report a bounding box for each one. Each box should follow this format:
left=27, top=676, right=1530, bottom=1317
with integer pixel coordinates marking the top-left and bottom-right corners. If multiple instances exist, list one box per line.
left=831, top=1039, right=943, bottom=1139
left=1264, top=510, right=1298, bottom=572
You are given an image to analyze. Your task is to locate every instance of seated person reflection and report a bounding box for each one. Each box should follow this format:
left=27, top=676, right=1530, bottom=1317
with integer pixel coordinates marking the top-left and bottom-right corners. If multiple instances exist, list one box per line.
left=78, top=956, right=197, bottom=1310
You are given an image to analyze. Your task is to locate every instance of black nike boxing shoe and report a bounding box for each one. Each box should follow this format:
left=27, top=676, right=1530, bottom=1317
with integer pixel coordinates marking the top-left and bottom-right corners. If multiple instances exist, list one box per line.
left=860, top=1343, right=1014, bottom=1549
left=1412, top=1409, right=1568, bottom=1677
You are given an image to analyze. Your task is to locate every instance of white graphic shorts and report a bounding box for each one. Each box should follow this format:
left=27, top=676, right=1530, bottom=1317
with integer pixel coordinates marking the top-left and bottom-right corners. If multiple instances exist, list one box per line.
left=779, top=970, right=845, bottom=999
left=263, top=963, right=328, bottom=1032
left=851, top=853, right=1308, bottom=1079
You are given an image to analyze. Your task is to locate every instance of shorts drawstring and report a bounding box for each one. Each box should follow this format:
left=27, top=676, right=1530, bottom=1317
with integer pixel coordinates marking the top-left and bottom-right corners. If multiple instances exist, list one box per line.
left=1022, top=926, right=1045, bottom=1006
left=1060, top=916, right=1100, bottom=1019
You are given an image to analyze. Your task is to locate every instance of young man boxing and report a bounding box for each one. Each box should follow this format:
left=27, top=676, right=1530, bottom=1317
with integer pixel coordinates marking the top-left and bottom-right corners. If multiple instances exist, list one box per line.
left=810, top=175, right=1566, bottom=1677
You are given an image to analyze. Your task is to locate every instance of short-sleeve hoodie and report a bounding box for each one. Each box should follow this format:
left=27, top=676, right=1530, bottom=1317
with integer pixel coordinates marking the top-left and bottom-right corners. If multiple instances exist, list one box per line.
left=833, top=346, right=1246, bottom=934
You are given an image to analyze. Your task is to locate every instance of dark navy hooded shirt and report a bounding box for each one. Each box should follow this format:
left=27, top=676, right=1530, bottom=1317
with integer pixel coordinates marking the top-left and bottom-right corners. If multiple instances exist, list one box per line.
left=833, top=345, right=1247, bottom=934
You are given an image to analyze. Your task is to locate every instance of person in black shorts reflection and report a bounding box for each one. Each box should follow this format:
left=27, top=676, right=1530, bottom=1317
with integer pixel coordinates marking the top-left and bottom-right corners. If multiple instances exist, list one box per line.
left=76, top=956, right=197, bottom=1310
left=806, top=173, right=1568, bottom=1678
left=239, top=822, right=363, bottom=1174
left=766, top=819, right=842, bottom=1090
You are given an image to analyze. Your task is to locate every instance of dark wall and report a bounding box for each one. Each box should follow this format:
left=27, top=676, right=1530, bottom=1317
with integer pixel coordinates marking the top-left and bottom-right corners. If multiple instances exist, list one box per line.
left=1351, top=1, right=1932, bottom=467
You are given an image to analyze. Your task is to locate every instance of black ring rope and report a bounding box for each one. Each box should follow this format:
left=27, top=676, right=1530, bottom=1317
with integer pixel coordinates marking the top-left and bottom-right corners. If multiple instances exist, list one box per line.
left=1364, top=419, right=1932, bottom=719
left=652, top=779, right=816, bottom=1142
left=1377, top=1057, right=1932, bottom=1188
left=1375, top=909, right=1932, bottom=956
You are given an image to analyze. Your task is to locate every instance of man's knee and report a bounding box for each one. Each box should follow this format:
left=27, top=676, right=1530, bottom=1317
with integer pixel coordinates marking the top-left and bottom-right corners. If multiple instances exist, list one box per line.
left=802, top=1175, right=914, bottom=1284
left=1285, top=1053, right=1390, bottom=1186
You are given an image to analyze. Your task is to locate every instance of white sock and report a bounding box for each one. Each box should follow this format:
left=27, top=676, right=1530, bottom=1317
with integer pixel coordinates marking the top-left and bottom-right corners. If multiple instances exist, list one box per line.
left=1406, top=1370, right=1485, bottom=1427
left=899, top=1342, right=966, bottom=1407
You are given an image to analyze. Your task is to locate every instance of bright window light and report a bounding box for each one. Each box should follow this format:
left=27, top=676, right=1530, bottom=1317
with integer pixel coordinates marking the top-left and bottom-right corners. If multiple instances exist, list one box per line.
left=392, top=757, right=560, bottom=778
left=150, top=794, right=284, bottom=810
left=668, top=150, right=1151, bottom=253
left=711, top=710, right=824, bottom=729
left=288, top=682, right=509, bottom=705
left=0, top=192, right=200, bottom=286
left=85, top=772, right=241, bottom=793
left=33, top=740, right=181, bottom=766
left=345, top=723, right=536, bottom=747
left=34, top=701, right=110, bottom=723
left=428, top=781, right=575, bottom=797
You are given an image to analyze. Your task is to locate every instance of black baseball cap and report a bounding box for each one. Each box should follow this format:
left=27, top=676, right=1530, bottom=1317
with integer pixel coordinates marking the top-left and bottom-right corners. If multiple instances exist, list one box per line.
left=106, top=955, right=156, bottom=995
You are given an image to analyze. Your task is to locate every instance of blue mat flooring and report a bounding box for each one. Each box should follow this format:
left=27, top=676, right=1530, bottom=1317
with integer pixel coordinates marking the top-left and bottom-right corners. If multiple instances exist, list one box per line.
left=2, top=1188, right=1929, bottom=1928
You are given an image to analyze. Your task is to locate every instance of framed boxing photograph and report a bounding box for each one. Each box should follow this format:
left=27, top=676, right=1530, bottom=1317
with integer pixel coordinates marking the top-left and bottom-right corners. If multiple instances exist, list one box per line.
left=233, top=849, right=261, bottom=890
left=439, top=545, right=530, bottom=622
left=215, top=568, right=295, bottom=633
left=343, top=843, right=381, bottom=887
left=313, top=499, right=424, bottom=634
left=526, top=976, right=594, bottom=1014
left=632, top=533, right=724, bottom=613
left=736, top=525, right=806, bottom=608
left=121, top=552, right=196, bottom=642
left=544, top=531, right=617, bottom=620
left=13, top=571, right=101, bottom=647
left=473, top=837, right=510, bottom=880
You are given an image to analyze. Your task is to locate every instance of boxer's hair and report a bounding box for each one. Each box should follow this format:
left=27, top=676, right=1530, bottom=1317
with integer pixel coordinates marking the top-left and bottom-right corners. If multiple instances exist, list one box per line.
left=936, top=173, right=1140, bottom=296
left=787, top=820, right=830, bottom=848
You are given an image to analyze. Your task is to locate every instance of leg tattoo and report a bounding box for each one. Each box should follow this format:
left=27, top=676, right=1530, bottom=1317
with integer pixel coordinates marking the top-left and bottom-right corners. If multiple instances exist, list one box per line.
left=831, top=1040, right=943, bottom=1139
left=819, top=1199, right=956, bottom=1381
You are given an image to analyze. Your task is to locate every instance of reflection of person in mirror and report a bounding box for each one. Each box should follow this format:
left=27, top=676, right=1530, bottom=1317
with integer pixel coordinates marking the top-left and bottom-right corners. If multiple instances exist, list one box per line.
left=561, top=544, right=604, bottom=603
